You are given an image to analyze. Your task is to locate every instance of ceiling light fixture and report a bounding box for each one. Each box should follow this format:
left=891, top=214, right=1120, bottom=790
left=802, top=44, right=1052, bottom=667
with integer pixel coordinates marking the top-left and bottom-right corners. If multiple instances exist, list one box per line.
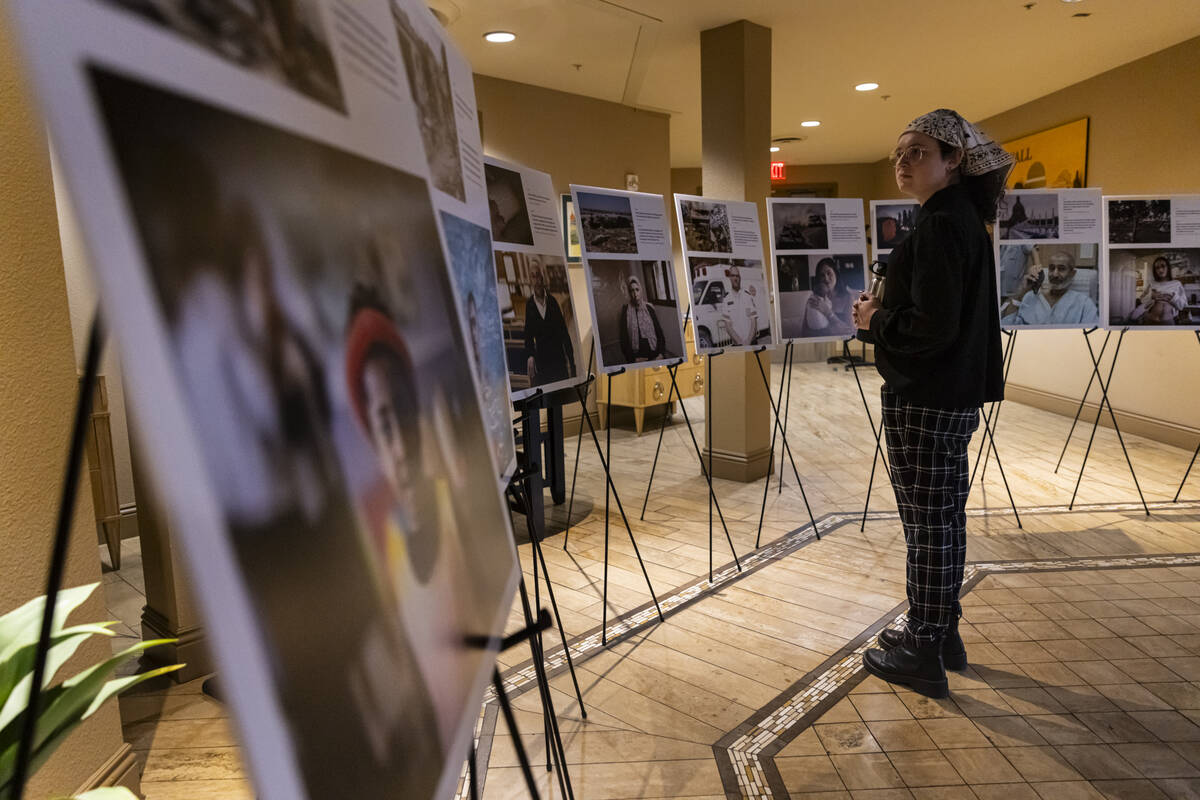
left=770, top=145, right=781, bottom=152
left=801, top=120, right=821, bottom=128
left=855, top=82, right=879, bottom=92
left=484, top=31, right=516, bottom=43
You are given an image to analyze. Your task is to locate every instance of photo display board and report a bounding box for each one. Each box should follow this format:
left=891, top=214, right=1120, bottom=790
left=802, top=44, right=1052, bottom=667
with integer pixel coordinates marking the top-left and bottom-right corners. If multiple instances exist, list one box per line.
left=396, top=0, right=516, bottom=483
left=767, top=198, right=868, bottom=342
left=996, top=189, right=1104, bottom=330
left=673, top=194, right=776, bottom=353
left=570, top=185, right=687, bottom=373
left=870, top=198, right=921, bottom=268
left=1105, top=195, right=1200, bottom=329
left=7, top=2, right=520, bottom=799
left=485, top=156, right=585, bottom=398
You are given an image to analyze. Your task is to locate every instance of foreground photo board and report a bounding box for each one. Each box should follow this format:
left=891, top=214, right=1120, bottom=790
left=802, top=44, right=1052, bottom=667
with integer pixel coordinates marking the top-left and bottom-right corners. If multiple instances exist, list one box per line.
left=996, top=189, right=1104, bottom=329
left=485, top=156, right=585, bottom=398
left=870, top=198, right=921, bottom=268
left=394, top=1, right=516, bottom=483
left=7, top=3, right=520, bottom=799
left=767, top=198, right=868, bottom=342
left=571, top=185, right=686, bottom=373
left=1105, top=195, right=1200, bottom=329
left=674, top=194, right=776, bottom=353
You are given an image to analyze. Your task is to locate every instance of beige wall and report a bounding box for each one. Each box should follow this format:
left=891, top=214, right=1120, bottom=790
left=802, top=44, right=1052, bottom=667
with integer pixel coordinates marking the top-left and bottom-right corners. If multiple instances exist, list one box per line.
left=980, top=36, right=1200, bottom=435
left=0, top=14, right=130, bottom=798
left=475, top=74, right=673, bottom=385
left=864, top=36, right=1200, bottom=437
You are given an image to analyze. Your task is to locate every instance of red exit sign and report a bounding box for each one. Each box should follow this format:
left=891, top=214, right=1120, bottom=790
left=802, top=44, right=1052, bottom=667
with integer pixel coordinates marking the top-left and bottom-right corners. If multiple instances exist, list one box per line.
left=770, top=161, right=786, bottom=181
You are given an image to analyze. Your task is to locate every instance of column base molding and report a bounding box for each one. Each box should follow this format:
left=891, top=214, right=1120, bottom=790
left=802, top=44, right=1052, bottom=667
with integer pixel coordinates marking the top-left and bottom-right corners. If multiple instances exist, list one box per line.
left=141, top=606, right=212, bottom=683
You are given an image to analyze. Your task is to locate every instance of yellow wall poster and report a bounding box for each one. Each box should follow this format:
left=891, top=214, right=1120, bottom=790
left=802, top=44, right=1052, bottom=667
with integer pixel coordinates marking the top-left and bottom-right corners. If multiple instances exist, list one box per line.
left=1003, top=117, right=1089, bottom=190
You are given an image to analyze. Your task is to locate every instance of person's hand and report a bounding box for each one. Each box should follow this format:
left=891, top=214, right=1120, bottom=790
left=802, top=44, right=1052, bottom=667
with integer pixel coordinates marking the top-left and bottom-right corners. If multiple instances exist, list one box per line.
left=527, top=356, right=537, bottom=380
left=853, top=292, right=881, bottom=330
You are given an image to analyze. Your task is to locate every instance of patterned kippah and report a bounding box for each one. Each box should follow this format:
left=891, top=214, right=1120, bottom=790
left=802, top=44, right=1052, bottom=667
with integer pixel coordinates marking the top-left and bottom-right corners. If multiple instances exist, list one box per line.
left=904, top=108, right=1015, bottom=178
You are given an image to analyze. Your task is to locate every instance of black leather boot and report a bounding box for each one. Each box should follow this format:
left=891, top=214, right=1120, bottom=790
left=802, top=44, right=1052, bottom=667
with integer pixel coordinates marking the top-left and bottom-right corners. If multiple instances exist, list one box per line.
left=863, top=639, right=948, bottom=698
left=878, top=620, right=967, bottom=671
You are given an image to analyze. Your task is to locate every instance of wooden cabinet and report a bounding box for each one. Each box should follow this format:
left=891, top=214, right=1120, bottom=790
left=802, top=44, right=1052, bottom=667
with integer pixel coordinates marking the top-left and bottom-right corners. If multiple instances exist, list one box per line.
left=597, top=321, right=706, bottom=434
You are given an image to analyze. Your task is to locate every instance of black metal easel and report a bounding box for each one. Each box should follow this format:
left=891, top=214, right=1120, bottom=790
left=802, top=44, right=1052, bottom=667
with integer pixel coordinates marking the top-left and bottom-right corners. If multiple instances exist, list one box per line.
left=751, top=346, right=819, bottom=546
left=775, top=340, right=796, bottom=495
left=1053, top=328, right=1113, bottom=474
left=964, top=330, right=1023, bottom=529
left=845, top=337, right=890, bottom=532
left=10, top=316, right=104, bottom=800
left=1068, top=327, right=1149, bottom=514
left=1173, top=331, right=1200, bottom=502
left=636, top=352, right=742, bottom=581
left=565, top=371, right=665, bottom=644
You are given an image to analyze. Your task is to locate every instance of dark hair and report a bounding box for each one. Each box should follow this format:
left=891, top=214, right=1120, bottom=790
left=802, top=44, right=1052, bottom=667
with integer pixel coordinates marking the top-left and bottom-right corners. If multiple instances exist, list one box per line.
left=936, top=140, right=1008, bottom=225
left=1153, top=256, right=1172, bottom=280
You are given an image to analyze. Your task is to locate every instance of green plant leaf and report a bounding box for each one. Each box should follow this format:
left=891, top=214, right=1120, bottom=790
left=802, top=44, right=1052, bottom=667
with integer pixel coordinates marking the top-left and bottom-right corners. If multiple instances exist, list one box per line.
left=0, top=627, right=115, bottom=740
left=0, top=586, right=100, bottom=666
left=0, top=640, right=177, bottom=795
left=0, top=623, right=116, bottom=713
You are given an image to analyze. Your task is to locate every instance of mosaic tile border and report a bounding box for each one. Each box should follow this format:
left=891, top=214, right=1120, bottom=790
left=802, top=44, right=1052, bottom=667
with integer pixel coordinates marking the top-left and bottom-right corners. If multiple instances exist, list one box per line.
left=715, top=549, right=1200, bottom=800
left=459, top=498, right=1200, bottom=800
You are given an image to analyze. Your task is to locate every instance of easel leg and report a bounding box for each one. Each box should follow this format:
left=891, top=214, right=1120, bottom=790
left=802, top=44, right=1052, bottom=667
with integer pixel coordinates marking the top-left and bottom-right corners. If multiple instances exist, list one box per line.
left=969, top=330, right=1016, bottom=490
left=1054, top=329, right=1111, bottom=473
left=778, top=342, right=795, bottom=495
left=756, top=342, right=792, bottom=548
left=492, top=669, right=541, bottom=800
left=640, top=370, right=679, bottom=520
left=979, top=408, right=1022, bottom=528
left=706, top=355, right=713, bottom=581
left=753, top=352, right=819, bottom=538
left=1176, top=331, right=1200, bottom=502
left=667, top=365, right=741, bottom=571
left=846, top=338, right=888, bottom=532
left=563, top=351, right=596, bottom=550
left=516, top=577, right=575, bottom=800
left=976, top=330, right=1018, bottom=487
left=574, top=378, right=664, bottom=645
left=1069, top=329, right=1149, bottom=514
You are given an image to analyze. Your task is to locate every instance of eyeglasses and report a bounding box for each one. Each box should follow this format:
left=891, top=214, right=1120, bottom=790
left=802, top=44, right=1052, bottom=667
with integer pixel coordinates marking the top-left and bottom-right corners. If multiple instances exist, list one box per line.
left=889, top=145, right=929, bottom=167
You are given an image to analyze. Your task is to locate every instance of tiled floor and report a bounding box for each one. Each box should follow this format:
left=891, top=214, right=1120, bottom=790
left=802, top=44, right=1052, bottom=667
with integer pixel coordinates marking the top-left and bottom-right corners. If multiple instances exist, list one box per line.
left=97, top=359, right=1200, bottom=799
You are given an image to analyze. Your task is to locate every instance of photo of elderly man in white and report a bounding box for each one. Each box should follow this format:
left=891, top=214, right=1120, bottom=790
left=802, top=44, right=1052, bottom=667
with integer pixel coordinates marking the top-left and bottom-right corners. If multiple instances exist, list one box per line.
left=1000, top=247, right=1098, bottom=327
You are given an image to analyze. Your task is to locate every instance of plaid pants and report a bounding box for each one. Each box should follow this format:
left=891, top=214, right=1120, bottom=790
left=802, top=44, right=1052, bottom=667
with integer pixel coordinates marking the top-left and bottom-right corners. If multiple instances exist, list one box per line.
left=881, top=387, right=979, bottom=646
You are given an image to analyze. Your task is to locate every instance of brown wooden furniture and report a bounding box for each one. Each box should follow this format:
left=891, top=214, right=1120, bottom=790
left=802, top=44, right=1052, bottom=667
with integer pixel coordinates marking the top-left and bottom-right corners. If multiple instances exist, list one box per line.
left=597, top=321, right=706, bottom=434
left=84, top=375, right=122, bottom=569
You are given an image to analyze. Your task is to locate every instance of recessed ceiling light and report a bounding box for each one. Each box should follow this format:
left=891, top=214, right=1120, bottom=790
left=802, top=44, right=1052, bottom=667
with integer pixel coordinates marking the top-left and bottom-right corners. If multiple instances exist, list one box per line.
left=484, top=31, right=516, bottom=43
left=1060, top=0, right=1084, bottom=3
left=855, top=82, right=879, bottom=92
left=801, top=120, right=821, bottom=128
left=770, top=145, right=781, bottom=153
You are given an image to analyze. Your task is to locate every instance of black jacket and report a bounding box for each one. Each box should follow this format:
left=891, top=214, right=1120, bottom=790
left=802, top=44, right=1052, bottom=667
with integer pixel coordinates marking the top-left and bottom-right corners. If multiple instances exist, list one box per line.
left=524, top=292, right=575, bottom=384
left=858, top=183, right=1003, bottom=408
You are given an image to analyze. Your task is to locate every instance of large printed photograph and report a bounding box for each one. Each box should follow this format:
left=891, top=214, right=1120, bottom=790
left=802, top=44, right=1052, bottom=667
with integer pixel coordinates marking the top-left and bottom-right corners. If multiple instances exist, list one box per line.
left=392, top=0, right=465, bottom=201
left=91, top=67, right=514, bottom=799
left=775, top=254, right=865, bottom=341
left=494, top=251, right=582, bottom=392
left=998, top=193, right=1060, bottom=240
left=772, top=202, right=828, bottom=250
left=100, top=0, right=345, bottom=112
left=485, top=162, right=534, bottom=246
left=873, top=202, right=919, bottom=251
left=998, top=244, right=1100, bottom=328
left=439, top=212, right=514, bottom=477
left=680, top=199, right=732, bottom=253
left=1108, top=248, right=1200, bottom=328
left=585, top=259, right=685, bottom=371
left=687, top=257, right=773, bottom=351
left=577, top=191, right=637, bottom=254
left=1108, top=199, right=1172, bottom=244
